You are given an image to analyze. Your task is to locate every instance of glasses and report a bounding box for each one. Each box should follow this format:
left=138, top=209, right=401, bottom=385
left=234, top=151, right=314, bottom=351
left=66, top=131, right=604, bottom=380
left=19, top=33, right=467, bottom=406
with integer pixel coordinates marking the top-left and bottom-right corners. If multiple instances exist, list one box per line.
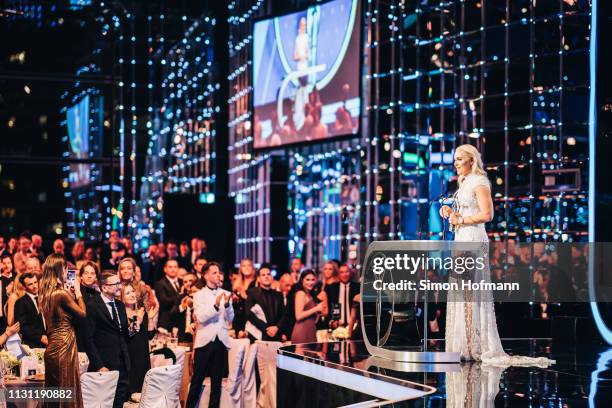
left=104, top=282, right=122, bottom=287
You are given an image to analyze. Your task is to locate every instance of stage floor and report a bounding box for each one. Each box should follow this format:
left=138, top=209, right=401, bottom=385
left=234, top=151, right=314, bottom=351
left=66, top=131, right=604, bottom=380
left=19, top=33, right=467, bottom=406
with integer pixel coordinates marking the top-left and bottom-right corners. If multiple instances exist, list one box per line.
left=277, top=339, right=612, bottom=407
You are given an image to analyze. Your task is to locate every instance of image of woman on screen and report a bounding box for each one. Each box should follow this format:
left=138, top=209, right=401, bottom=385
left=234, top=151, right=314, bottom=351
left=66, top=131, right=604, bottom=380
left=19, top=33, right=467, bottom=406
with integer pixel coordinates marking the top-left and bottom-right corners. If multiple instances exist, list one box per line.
left=293, top=16, right=310, bottom=131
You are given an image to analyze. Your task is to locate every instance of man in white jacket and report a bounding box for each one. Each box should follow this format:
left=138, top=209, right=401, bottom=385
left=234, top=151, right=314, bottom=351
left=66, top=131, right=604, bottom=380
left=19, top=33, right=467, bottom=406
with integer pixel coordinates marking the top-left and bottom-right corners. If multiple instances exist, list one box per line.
left=186, top=262, right=234, bottom=408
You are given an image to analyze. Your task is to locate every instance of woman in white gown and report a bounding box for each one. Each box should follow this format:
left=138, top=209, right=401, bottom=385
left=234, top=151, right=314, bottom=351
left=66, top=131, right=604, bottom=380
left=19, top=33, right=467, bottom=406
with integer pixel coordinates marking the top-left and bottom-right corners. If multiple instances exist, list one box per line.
left=440, top=144, right=553, bottom=366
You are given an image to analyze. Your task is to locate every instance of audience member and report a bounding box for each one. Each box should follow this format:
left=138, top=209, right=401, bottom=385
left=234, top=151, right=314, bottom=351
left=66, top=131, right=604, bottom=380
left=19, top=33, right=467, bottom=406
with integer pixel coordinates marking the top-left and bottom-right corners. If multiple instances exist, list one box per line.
left=6, top=238, right=17, bottom=256
left=79, top=261, right=100, bottom=302
left=193, top=255, right=207, bottom=281
left=31, top=234, right=45, bottom=260
left=86, top=271, right=130, bottom=408
left=101, top=230, right=126, bottom=270
left=14, top=272, right=47, bottom=347
left=178, top=241, right=191, bottom=269
left=25, top=256, right=42, bottom=276
left=245, top=264, right=285, bottom=342
left=154, top=258, right=186, bottom=337
left=325, top=264, right=360, bottom=335
left=71, top=240, right=85, bottom=267
left=278, top=273, right=295, bottom=341
left=320, top=261, right=338, bottom=289
left=13, top=233, right=32, bottom=274
left=187, top=262, right=234, bottom=408
left=291, top=269, right=327, bottom=343
left=121, top=284, right=151, bottom=395
left=0, top=237, right=6, bottom=257
left=180, top=272, right=198, bottom=342
left=118, top=258, right=157, bottom=312
left=1, top=254, right=14, bottom=280
left=52, top=239, right=66, bottom=258
left=5, top=271, right=25, bottom=326
left=289, top=257, right=303, bottom=283
left=231, top=258, right=256, bottom=338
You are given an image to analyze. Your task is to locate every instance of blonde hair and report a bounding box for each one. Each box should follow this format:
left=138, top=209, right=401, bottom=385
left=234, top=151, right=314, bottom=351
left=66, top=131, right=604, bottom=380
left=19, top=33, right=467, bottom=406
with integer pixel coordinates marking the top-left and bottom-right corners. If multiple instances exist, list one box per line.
left=455, top=144, right=487, bottom=185
left=118, top=257, right=137, bottom=282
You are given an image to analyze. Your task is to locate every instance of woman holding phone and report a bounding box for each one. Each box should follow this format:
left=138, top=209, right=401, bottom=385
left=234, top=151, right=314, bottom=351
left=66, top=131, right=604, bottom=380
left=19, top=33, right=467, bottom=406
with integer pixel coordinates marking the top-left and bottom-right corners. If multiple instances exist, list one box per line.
left=39, top=254, right=86, bottom=408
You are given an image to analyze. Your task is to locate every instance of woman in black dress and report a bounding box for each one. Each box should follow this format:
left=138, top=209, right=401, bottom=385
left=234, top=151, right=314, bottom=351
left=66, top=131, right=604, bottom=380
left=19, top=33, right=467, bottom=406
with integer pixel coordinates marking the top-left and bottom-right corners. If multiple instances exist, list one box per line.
left=121, top=284, right=151, bottom=393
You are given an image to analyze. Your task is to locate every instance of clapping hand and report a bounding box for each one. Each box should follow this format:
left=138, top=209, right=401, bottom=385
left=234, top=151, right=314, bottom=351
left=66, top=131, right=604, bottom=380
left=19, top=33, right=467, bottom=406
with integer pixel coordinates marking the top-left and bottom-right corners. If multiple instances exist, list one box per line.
left=215, top=292, right=226, bottom=308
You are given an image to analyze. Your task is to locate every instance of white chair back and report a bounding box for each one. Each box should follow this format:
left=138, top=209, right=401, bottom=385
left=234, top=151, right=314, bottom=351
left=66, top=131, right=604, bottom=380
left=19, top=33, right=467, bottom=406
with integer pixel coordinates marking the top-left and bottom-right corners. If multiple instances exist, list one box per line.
left=138, top=364, right=182, bottom=408
left=226, top=339, right=248, bottom=396
left=256, top=341, right=282, bottom=408
left=81, top=370, right=120, bottom=408
left=169, top=346, right=188, bottom=368
left=241, top=342, right=258, bottom=408
left=198, top=338, right=248, bottom=408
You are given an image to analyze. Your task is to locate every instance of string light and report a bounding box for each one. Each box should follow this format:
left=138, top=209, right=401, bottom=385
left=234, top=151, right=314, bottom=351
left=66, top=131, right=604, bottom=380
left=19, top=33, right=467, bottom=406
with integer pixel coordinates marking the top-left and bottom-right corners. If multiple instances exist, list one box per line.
left=132, top=12, right=220, bottom=249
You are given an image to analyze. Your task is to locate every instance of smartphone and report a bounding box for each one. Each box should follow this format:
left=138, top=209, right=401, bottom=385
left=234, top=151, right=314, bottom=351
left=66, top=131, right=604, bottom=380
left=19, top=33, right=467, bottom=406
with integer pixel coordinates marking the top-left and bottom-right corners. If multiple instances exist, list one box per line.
left=65, top=269, right=77, bottom=290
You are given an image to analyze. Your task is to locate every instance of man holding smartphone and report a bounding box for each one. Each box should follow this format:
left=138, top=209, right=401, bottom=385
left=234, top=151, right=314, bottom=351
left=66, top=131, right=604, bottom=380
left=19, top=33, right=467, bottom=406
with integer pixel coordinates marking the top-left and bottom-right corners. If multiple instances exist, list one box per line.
left=186, top=262, right=234, bottom=408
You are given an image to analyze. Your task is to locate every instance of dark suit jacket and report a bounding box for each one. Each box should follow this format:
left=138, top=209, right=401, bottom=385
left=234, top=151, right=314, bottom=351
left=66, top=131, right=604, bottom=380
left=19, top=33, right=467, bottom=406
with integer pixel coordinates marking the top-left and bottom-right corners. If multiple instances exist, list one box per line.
left=245, top=287, right=286, bottom=341
left=86, top=295, right=130, bottom=372
left=325, top=281, right=360, bottom=321
left=154, top=277, right=184, bottom=333
left=75, top=285, right=99, bottom=352
left=14, top=294, right=46, bottom=348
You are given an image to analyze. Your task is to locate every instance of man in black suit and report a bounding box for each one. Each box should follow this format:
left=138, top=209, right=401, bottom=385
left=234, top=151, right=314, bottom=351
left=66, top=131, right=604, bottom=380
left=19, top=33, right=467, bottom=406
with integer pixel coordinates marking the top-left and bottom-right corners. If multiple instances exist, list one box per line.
left=324, top=264, right=360, bottom=336
left=278, top=273, right=295, bottom=341
left=86, top=271, right=130, bottom=408
left=14, top=272, right=47, bottom=348
left=245, top=264, right=285, bottom=342
left=155, top=258, right=190, bottom=337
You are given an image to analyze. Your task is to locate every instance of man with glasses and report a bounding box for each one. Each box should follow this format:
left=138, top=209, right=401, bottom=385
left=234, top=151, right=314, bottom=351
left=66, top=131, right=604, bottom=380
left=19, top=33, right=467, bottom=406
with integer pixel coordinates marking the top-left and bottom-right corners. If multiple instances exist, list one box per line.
left=86, top=271, right=130, bottom=408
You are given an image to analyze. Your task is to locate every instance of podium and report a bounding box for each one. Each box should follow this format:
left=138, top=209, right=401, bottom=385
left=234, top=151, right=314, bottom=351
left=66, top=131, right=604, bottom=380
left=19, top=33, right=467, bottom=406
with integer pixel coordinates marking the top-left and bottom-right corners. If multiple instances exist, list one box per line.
left=360, top=240, right=463, bottom=363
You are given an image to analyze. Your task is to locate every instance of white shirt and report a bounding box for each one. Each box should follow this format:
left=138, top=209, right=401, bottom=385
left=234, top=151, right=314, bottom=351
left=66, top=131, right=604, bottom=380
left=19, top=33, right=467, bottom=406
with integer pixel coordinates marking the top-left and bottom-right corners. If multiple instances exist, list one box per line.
left=100, top=293, right=121, bottom=329
left=27, top=293, right=45, bottom=330
left=193, top=286, right=234, bottom=349
left=165, top=276, right=180, bottom=293
left=339, top=282, right=350, bottom=324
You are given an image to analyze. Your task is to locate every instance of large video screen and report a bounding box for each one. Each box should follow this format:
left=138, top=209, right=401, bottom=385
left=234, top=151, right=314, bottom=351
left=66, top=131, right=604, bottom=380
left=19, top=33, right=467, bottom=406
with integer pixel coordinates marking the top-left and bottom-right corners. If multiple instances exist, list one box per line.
left=66, top=95, right=90, bottom=189
left=252, top=0, right=361, bottom=148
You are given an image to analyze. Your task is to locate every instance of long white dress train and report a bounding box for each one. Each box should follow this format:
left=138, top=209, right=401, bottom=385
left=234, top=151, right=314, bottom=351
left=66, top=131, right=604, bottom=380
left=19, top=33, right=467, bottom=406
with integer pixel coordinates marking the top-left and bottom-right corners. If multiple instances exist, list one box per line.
left=445, top=173, right=554, bottom=366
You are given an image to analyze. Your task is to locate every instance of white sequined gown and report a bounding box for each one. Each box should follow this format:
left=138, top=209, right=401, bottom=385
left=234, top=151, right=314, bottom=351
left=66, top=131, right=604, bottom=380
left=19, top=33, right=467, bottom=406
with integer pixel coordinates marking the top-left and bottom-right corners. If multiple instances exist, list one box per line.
left=445, top=173, right=553, bottom=366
